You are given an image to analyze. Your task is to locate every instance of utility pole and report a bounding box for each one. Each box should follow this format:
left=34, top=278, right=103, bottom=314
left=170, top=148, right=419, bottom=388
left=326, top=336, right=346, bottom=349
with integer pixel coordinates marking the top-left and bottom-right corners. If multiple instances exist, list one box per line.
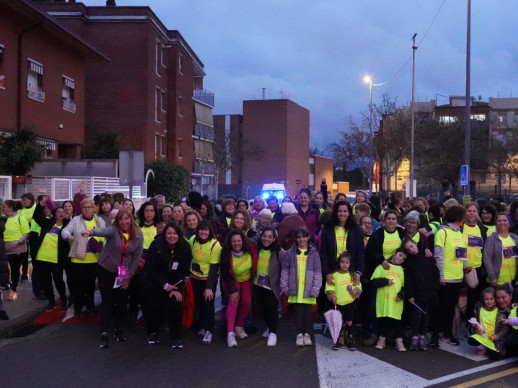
left=410, top=33, right=417, bottom=200
left=464, top=0, right=472, bottom=199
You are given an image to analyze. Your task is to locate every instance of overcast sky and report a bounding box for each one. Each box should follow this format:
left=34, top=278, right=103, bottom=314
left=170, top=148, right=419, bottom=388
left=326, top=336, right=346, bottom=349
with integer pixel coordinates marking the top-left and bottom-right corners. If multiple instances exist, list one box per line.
left=86, top=0, right=518, bottom=149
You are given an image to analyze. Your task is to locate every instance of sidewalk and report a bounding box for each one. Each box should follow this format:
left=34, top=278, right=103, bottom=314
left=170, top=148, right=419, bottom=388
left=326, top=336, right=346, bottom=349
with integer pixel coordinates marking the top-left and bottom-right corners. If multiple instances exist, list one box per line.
left=0, top=278, right=49, bottom=338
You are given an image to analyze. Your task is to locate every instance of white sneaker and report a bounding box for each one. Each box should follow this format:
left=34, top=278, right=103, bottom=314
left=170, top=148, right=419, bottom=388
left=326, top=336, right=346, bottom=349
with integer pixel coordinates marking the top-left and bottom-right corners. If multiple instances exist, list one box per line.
left=262, top=328, right=270, bottom=338
left=234, top=326, right=248, bottom=339
left=227, top=332, right=237, bottom=348
left=296, top=333, right=304, bottom=346
left=197, top=328, right=206, bottom=337
left=202, top=331, right=212, bottom=344
left=303, top=333, right=312, bottom=346
left=267, top=333, right=277, bottom=347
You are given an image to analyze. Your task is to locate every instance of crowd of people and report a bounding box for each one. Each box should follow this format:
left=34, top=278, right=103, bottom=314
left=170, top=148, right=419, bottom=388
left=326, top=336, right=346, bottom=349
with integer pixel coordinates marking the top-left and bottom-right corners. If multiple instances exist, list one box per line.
left=0, top=185, right=517, bottom=358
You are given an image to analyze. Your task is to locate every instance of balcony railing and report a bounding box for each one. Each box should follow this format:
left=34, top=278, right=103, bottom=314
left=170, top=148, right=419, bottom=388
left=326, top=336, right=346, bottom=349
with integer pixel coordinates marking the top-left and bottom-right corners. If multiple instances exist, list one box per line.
left=63, top=98, right=76, bottom=113
left=27, top=87, right=45, bottom=102
left=193, top=88, right=214, bottom=107
left=194, top=124, right=215, bottom=141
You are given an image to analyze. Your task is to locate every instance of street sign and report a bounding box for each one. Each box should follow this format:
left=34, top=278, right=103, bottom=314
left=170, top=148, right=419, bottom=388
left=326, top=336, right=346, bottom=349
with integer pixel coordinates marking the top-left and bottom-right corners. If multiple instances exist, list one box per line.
left=460, top=165, right=469, bottom=186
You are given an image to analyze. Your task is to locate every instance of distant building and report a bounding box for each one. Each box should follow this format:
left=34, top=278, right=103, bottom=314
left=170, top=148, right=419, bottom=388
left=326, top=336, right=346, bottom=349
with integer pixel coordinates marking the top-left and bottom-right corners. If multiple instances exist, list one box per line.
left=377, top=95, right=518, bottom=196
left=214, top=99, right=310, bottom=198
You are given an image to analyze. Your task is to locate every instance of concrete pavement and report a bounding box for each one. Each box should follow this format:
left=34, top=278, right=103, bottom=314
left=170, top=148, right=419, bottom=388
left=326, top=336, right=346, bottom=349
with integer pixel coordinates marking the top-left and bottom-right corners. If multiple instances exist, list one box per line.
left=0, top=276, right=49, bottom=338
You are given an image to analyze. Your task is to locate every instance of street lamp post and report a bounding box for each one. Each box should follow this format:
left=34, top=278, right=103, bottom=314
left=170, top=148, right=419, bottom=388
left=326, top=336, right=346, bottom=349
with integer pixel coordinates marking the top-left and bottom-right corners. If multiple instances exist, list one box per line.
left=464, top=0, right=471, bottom=199
left=364, top=76, right=374, bottom=195
left=363, top=76, right=385, bottom=195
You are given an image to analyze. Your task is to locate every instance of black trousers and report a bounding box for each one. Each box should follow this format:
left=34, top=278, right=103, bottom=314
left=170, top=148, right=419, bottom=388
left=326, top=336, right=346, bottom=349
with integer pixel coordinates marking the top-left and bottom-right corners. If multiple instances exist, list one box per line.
left=71, top=262, right=97, bottom=313
left=7, top=253, right=23, bottom=292
left=410, top=300, right=434, bottom=336
left=378, top=317, right=403, bottom=338
left=191, top=277, right=216, bottom=332
left=293, top=303, right=313, bottom=336
left=60, top=257, right=74, bottom=300
left=97, top=265, right=128, bottom=333
left=143, top=286, right=183, bottom=340
left=438, top=282, right=462, bottom=338
left=254, top=285, right=279, bottom=334
left=38, top=260, right=67, bottom=304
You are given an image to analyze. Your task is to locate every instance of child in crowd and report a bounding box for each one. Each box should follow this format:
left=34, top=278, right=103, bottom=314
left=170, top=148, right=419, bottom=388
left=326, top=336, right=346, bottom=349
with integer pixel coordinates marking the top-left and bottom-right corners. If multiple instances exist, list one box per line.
left=402, top=238, right=439, bottom=351
left=468, top=287, right=498, bottom=355
left=371, top=248, right=407, bottom=352
left=281, top=227, right=322, bottom=347
left=325, top=252, right=362, bottom=350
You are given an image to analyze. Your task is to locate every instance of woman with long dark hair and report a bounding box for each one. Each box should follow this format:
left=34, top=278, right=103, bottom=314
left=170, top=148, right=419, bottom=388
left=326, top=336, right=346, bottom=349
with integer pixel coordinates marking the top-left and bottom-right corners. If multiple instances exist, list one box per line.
left=189, top=220, right=222, bottom=344
left=220, top=229, right=257, bottom=347
left=254, top=227, right=285, bottom=346
left=83, top=209, right=143, bottom=348
left=141, top=222, right=192, bottom=348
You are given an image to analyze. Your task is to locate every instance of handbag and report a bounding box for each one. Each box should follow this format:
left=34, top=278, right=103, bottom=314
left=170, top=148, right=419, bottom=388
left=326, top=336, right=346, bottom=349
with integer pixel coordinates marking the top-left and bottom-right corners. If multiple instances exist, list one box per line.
left=464, top=267, right=479, bottom=289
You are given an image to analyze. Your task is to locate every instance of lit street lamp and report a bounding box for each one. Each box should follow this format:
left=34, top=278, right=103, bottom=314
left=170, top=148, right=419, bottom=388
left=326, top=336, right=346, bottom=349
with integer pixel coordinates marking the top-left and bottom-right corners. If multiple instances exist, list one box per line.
left=363, top=75, right=385, bottom=195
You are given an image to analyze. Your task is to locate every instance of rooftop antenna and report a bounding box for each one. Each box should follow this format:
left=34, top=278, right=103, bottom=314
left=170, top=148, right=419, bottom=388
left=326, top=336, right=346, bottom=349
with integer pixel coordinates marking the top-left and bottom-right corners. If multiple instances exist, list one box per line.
left=262, top=88, right=265, bottom=100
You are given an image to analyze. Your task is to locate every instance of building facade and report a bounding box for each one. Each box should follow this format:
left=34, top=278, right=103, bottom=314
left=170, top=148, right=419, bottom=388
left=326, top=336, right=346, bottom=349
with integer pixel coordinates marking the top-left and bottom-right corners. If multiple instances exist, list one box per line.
left=0, top=0, right=108, bottom=159
left=215, top=99, right=310, bottom=198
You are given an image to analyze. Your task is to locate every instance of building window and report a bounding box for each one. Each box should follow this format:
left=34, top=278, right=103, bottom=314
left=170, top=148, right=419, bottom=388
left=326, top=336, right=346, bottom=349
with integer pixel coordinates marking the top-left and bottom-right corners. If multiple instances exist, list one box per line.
left=177, top=96, right=183, bottom=117
left=155, top=88, right=161, bottom=122
left=177, top=138, right=183, bottom=158
left=514, top=113, right=518, bottom=123
left=27, top=59, right=45, bottom=102
left=497, top=113, right=506, bottom=123
left=161, top=90, right=167, bottom=112
left=62, top=76, right=76, bottom=113
left=178, top=54, right=183, bottom=74
left=155, top=41, right=161, bottom=76
left=154, top=133, right=166, bottom=159
left=0, top=44, right=4, bottom=90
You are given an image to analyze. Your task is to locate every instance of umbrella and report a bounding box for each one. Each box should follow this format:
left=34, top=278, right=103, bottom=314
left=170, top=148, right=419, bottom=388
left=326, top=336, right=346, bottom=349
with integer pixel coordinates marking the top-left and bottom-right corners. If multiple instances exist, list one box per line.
left=324, top=306, right=343, bottom=345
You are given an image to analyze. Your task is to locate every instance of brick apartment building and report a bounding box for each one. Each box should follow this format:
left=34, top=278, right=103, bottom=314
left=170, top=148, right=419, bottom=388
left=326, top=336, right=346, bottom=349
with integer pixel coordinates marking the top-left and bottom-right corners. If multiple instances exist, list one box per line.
left=214, top=99, right=310, bottom=198
left=37, top=0, right=216, bottom=196
left=1, top=0, right=217, bottom=197
left=0, top=0, right=108, bottom=158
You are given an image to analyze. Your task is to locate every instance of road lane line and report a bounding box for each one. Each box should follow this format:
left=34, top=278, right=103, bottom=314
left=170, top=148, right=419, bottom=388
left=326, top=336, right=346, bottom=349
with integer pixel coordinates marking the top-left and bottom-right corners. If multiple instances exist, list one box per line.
left=422, top=357, right=518, bottom=387
left=449, top=367, right=518, bottom=388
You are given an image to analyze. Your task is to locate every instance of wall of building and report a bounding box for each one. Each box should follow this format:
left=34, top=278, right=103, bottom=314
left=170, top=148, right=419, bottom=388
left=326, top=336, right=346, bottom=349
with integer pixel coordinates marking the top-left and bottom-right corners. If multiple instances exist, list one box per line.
left=0, top=6, right=87, bottom=158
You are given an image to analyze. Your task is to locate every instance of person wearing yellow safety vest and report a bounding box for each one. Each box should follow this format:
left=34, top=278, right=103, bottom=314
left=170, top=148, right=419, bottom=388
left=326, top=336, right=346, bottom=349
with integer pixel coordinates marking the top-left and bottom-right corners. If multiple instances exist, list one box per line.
left=32, top=196, right=70, bottom=311
left=189, top=220, right=222, bottom=345
left=403, top=211, right=433, bottom=255
left=20, top=193, right=36, bottom=283
left=483, top=214, right=518, bottom=289
left=363, top=209, right=405, bottom=346
left=492, top=283, right=516, bottom=358
left=480, top=204, right=497, bottom=236
left=3, top=200, right=30, bottom=301
left=434, top=205, right=467, bottom=347
left=254, top=227, right=285, bottom=347
left=62, top=198, right=106, bottom=317
left=467, top=287, right=498, bottom=357
left=501, top=300, right=518, bottom=356
left=0, top=212, right=8, bottom=320
left=462, top=202, right=488, bottom=323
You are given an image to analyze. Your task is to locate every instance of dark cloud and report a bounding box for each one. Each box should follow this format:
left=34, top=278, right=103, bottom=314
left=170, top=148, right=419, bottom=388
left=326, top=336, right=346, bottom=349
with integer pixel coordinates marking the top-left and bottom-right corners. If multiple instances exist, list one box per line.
left=88, top=0, right=518, bottom=148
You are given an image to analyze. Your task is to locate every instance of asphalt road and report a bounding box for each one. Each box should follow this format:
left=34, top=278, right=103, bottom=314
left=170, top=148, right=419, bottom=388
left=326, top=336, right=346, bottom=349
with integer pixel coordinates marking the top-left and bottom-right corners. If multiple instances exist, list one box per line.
left=1, top=314, right=517, bottom=388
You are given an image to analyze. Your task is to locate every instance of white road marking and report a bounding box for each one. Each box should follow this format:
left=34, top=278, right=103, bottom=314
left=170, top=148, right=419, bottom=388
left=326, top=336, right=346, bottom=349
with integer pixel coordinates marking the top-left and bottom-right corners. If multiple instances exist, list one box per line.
left=315, top=334, right=427, bottom=388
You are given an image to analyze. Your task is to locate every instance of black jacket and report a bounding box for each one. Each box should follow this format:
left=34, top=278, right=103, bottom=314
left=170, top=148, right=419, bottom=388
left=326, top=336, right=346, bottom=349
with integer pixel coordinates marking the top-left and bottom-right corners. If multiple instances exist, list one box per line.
left=364, top=226, right=406, bottom=279
left=32, top=204, right=71, bottom=265
left=403, top=249, right=440, bottom=302
left=320, top=222, right=365, bottom=276
left=142, top=235, right=192, bottom=291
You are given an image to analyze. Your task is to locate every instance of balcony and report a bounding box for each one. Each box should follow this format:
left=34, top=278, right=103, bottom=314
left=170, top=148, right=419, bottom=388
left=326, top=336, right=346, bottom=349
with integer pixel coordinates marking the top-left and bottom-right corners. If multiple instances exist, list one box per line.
left=193, top=88, right=214, bottom=107
left=27, top=87, right=45, bottom=102
left=63, top=98, right=76, bottom=113
left=194, top=124, right=215, bottom=141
